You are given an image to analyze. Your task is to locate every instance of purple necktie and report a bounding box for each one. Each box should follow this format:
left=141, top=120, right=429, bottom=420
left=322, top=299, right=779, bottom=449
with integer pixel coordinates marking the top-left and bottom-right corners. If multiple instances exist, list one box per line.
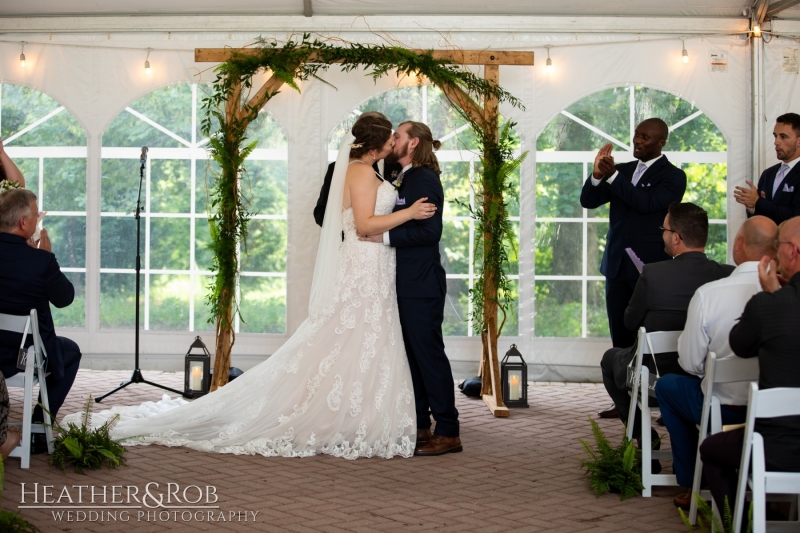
left=631, top=162, right=647, bottom=186
left=773, top=163, right=790, bottom=197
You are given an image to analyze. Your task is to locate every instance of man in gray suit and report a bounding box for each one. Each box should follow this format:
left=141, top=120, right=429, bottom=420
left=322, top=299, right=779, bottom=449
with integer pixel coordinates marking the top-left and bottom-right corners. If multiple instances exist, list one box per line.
left=600, top=202, right=734, bottom=450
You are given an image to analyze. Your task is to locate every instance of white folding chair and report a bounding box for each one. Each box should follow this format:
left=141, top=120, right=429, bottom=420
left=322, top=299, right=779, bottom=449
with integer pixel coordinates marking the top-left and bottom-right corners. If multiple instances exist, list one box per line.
left=625, top=327, right=681, bottom=497
left=689, top=352, right=759, bottom=525
left=0, top=310, right=54, bottom=468
left=733, top=384, right=800, bottom=533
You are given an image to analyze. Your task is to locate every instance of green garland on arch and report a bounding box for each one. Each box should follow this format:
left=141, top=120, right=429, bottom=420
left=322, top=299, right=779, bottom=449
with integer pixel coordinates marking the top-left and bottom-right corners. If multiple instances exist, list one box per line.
left=200, top=34, right=525, bottom=392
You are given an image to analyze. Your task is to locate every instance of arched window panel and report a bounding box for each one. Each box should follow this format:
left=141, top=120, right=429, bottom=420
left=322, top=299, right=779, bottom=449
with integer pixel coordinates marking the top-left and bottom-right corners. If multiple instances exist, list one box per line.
left=535, top=85, right=727, bottom=339
left=329, top=85, right=521, bottom=336
left=0, top=83, right=87, bottom=328
left=100, top=83, right=288, bottom=334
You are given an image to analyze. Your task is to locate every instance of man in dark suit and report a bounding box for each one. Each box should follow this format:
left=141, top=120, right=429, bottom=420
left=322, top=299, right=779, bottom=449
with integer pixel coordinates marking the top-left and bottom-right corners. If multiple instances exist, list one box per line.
left=581, top=118, right=687, bottom=419
left=600, top=202, right=733, bottom=448
left=700, top=216, right=800, bottom=512
left=362, top=121, right=460, bottom=456
left=0, top=189, right=81, bottom=451
left=314, top=112, right=402, bottom=226
left=734, top=113, right=800, bottom=224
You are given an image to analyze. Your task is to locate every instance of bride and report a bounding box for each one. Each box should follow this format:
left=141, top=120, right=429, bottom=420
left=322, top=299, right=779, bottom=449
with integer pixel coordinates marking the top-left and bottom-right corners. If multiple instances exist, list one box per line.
left=70, top=114, right=437, bottom=459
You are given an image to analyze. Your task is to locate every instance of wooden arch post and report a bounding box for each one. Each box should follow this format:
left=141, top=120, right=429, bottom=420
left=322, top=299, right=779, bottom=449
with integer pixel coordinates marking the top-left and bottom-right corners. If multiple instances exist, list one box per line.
left=195, top=46, right=533, bottom=416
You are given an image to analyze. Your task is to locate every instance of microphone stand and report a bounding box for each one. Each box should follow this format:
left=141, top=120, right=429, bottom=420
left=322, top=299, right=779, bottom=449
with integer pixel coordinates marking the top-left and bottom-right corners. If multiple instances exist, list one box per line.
left=96, top=148, right=184, bottom=402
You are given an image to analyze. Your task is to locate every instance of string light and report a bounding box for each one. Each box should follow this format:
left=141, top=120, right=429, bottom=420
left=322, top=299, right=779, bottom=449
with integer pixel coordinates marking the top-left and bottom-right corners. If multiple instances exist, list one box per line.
left=19, top=42, right=26, bottom=68
left=144, top=48, right=152, bottom=75
left=752, top=24, right=762, bottom=37
left=545, top=45, right=553, bottom=74
left=681, top=40, right=688, bottom=64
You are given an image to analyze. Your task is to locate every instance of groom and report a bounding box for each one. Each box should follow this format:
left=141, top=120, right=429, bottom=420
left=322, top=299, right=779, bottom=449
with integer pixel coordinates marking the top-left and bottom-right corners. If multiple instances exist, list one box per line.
left=364, top=121, right=461, bottom=456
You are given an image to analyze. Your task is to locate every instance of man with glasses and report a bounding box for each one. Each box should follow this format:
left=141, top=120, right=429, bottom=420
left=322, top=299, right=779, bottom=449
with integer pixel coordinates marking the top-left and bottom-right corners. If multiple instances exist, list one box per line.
left=581, top=118, right=686, bottom=420
left=599, top=203, right=733, bottom=467
left=734, top=113, right=800, bottom=224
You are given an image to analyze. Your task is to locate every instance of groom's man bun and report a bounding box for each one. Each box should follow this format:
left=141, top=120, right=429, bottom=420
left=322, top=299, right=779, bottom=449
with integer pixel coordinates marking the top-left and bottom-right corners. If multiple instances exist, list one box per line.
left=399, top=121, right=441, bottom=176
left=350, top=114, right=393, bottom=159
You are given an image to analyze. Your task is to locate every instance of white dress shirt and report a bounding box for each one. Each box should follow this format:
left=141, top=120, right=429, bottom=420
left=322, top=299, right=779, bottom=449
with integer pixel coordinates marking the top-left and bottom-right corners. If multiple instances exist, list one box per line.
left=591, top=154, right=664, bottom=186
left=677, top=261, right=761, bottom=405
left=383, top=164, right=414, bottom=246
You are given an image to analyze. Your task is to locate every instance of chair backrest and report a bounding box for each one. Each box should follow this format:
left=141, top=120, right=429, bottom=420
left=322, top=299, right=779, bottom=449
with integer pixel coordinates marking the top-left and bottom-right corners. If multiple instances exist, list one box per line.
left=0, top=310, right=46, bottom=370
left=643, top=330, right=681, bottom=355
left=708, top=352, right=759, bottom=385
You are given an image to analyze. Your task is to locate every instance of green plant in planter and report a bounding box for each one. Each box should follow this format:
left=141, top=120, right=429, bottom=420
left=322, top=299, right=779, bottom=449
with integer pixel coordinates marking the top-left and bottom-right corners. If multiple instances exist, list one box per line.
left=678, top=494, right=752, bottom=533
left=579, top=417, right=644, bottom=500
left=47, top=396, right=126, bottom=475
left=0, top=454, right=38, bottom=532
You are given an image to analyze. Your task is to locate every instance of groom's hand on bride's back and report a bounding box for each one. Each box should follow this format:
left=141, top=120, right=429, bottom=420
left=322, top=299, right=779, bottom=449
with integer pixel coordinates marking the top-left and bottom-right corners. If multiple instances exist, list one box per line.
left=358, top=232, right=383, bottom=243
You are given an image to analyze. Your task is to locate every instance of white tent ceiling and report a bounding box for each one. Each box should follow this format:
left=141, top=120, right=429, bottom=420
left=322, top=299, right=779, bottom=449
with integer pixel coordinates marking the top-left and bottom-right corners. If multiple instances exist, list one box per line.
left=0, top=0, right=771, bottom=18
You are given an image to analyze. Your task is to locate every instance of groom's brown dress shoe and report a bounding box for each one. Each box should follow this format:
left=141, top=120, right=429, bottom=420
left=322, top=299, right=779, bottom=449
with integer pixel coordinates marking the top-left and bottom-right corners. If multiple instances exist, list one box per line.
left=416, top=428, right=432, bottom=445
left=414, top=435, right=462, bottom=456
left=598, top=404, right=618, bottom=419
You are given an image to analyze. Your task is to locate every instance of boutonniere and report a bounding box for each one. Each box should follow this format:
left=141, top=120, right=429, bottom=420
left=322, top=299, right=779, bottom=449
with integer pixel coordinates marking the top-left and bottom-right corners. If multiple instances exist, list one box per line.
left=391, top=171, right=404, bottom=190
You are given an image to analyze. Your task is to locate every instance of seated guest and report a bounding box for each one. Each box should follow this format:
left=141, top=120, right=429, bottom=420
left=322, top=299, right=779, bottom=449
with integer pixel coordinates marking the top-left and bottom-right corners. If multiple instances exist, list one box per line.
left=0, top=189, right=81, bottom=453
left=600, top=202, right=734, bottom=453
left=700, top=216, right=800, bottom=512
left=0, top=137, right=25, bottom=187
left=655, top=216, right=778, bottom=509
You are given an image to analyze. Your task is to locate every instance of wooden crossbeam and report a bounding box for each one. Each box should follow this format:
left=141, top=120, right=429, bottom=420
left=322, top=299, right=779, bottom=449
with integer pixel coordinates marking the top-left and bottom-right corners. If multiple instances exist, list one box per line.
left=195, top=48, right=533, bottom=65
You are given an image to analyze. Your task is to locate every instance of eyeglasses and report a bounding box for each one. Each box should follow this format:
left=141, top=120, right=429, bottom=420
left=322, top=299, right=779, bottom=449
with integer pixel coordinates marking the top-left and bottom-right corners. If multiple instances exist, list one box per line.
left=775, top=240, right=799, bottom=252
left=659, top=226, right=682, bottom=239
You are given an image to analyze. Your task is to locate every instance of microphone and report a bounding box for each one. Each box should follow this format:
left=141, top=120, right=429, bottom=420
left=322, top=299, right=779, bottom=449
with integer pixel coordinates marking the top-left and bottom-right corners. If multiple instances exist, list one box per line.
left=140, top=146, right=149, bottom=165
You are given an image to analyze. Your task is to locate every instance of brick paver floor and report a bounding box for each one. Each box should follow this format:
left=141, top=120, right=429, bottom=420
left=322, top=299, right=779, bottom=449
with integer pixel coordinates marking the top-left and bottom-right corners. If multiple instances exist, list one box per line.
left=1, top=370, right=689, bottom=532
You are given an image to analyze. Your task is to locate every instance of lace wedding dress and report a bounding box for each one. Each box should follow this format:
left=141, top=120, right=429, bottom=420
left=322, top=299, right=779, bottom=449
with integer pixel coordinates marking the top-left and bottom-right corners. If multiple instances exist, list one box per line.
left=67, top=179, right=415, bottom=459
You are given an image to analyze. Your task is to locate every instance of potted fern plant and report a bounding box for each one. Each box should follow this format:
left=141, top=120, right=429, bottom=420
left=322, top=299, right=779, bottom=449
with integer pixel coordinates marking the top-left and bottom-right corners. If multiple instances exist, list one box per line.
left=579, top=417, right=644, bottom=500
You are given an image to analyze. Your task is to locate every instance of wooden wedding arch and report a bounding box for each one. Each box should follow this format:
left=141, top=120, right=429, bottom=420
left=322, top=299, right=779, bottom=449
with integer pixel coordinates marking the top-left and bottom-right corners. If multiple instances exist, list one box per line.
left=195, top=40, right=533, bottom=417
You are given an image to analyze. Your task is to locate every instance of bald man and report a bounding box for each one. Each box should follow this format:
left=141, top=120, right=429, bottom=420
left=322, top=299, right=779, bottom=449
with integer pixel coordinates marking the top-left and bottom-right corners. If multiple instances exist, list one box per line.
left=581, top=118, right=687, bottom=419
left=700, top=216, right=800, bottom=512
left=654, top=216, right=778, bottom=509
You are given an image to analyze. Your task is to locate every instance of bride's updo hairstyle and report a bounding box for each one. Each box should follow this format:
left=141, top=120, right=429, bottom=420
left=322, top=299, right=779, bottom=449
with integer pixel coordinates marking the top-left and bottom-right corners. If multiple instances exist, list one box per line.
left=349, top=113, right=393, bottom=159
left=399, top=121, right=442, bottom=176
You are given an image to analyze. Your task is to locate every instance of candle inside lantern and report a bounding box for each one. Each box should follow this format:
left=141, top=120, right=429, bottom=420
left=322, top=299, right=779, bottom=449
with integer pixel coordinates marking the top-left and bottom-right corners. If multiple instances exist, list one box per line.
left=509, top=372, right=521, bottom=401
left=191, top=364, right=203, bottom=391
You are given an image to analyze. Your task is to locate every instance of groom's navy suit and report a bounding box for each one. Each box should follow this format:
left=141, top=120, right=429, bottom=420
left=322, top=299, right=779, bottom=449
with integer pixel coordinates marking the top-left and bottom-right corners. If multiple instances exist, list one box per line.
left=747, top=162, right=800, bottom=223
left=389, top=165, right=459, bottom=438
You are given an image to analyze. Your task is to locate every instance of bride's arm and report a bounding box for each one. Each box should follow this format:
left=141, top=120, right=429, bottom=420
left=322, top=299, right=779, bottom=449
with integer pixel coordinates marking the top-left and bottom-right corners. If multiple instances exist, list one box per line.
left=350, top=165, right=435, bottom=235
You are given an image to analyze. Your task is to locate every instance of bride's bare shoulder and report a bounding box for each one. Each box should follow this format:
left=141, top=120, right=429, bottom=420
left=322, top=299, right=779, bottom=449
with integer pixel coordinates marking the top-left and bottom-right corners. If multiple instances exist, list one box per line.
left=346, top=161, right=379, bottom=184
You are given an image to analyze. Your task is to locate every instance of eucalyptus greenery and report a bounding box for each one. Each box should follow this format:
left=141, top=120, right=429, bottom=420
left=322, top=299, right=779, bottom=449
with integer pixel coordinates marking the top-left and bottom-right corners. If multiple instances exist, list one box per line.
left=579, top=417, right=644, bottom=500
left=47, top=396, right=127, bottom=475
left=201, top=34, right=524, bottom=391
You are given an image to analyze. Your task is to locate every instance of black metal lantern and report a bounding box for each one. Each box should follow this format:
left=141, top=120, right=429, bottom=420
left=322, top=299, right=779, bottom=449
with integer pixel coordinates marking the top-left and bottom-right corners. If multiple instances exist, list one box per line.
left=501, top=344, right=529, bottom=408
left=184, top=336, right=211, bottom=398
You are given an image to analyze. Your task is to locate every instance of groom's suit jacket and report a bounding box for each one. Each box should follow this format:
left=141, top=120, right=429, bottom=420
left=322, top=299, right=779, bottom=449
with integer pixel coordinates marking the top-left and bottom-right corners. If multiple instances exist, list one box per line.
left=389, top=165, right=447, bottom=298
left=748, top=162, right=800, bottom=224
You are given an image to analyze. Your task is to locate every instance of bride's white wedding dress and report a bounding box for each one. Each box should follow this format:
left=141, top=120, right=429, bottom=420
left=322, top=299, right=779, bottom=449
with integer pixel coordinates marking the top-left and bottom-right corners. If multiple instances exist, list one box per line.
left=69, top=179, right=415, bottom=459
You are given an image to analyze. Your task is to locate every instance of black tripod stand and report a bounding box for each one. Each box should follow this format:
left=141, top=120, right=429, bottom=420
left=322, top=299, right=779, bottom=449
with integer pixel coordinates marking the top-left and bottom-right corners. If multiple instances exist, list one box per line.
left=96, top=147, right=184, bottom=402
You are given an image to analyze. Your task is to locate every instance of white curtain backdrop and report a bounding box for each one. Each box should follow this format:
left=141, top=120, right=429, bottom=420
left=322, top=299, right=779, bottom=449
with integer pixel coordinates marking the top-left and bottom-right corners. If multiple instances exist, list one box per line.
left=0, top=29, right=754, bottom=381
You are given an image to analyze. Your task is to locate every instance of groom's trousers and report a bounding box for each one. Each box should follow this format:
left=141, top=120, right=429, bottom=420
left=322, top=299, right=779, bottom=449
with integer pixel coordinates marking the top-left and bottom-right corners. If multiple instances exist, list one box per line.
left=397, top=295, right=459, bottom=438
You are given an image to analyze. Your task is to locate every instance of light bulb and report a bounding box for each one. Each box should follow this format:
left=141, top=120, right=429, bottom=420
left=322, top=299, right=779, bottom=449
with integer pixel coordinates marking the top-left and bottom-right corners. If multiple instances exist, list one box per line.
left=546, top=57, right=553, bottom=74
left=682, top=48, right=689, bottom=64
left=20, top=53, right=26, bottom=68
left=753, top=24, right=761, bottom=37
left=145, top=60, right=151, bottom=75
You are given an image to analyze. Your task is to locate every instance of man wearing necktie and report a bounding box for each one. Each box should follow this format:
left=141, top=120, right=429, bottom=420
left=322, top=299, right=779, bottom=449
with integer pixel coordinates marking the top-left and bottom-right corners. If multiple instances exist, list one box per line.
left=580, top=118, right=687, bottom=418
left=734, top=113, right=800, bottom=224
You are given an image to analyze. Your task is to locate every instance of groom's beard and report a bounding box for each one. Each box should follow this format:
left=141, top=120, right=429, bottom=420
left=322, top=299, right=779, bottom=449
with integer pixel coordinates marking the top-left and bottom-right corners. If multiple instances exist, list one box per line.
left=386, top=143, right=410, bottom=165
